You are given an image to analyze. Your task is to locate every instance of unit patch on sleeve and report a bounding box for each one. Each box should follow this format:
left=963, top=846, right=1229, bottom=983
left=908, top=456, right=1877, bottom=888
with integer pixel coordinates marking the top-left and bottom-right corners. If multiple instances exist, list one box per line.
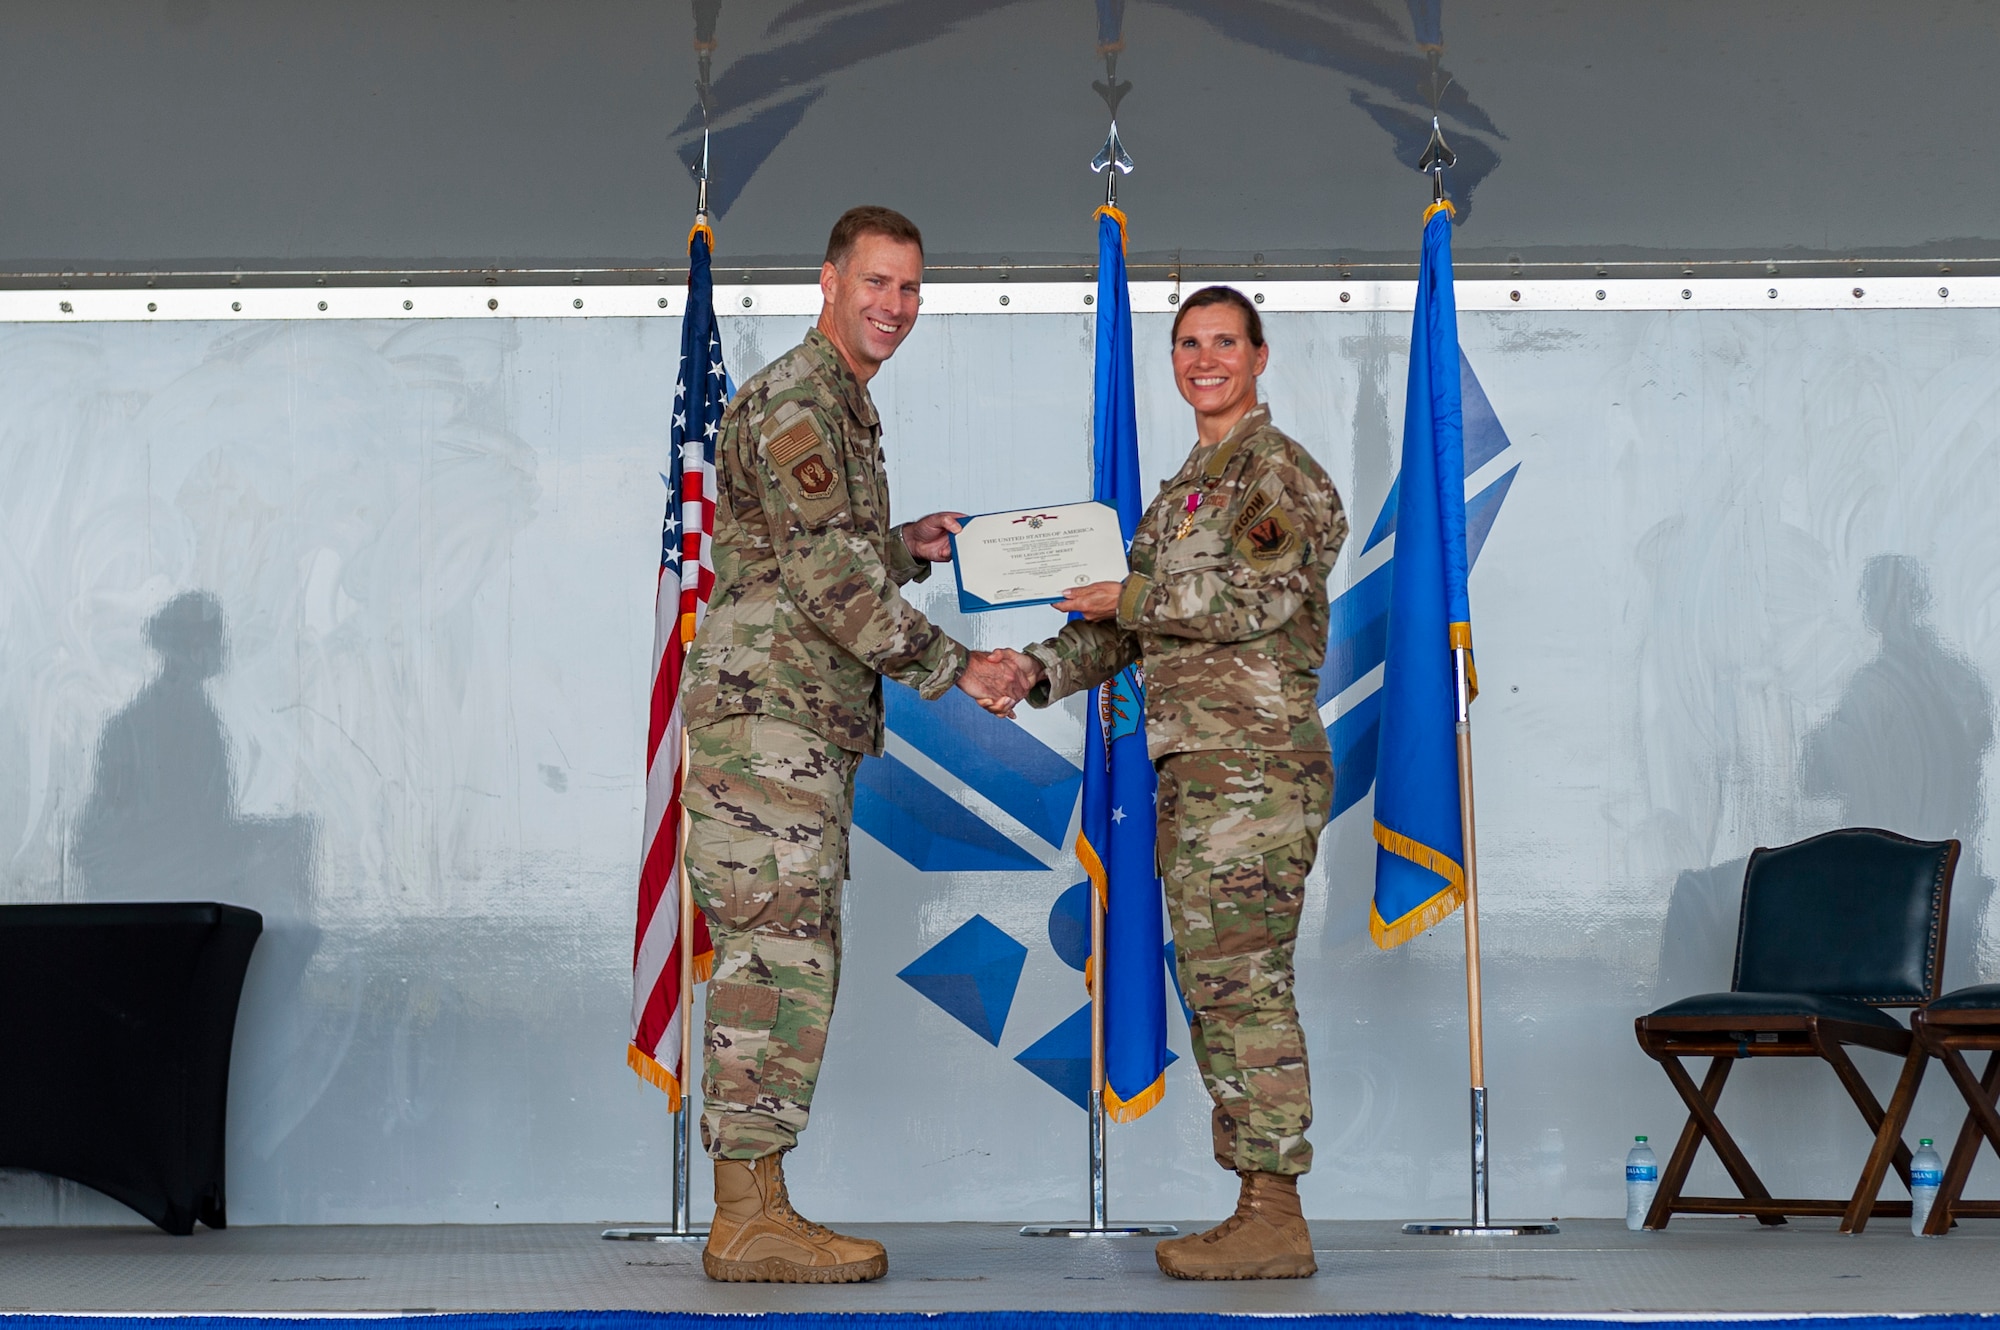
left=766, top=415, right=848, bottom=527
left=792, top=454, right=836, bottom=496
left=1236, top=507, right=1300, bottom=568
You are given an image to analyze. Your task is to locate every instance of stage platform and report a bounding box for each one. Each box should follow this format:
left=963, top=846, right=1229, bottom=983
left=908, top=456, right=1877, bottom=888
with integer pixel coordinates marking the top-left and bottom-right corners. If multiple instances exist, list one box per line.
left=0, top=1218, right=1995, bottom=1317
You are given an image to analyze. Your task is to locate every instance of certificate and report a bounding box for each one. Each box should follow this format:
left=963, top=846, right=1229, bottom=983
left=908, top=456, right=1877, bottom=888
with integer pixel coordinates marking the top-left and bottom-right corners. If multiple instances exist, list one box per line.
left=949, top=502, right=1129, bottom=613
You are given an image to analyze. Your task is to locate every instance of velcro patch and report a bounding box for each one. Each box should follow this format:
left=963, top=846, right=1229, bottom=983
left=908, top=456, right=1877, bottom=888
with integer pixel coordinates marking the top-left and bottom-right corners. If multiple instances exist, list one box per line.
left=1231, top=490, right=1277, bottom=542
left=791, top=453, right=837, bottom=497
left=769, top=418, right=848, bottom=527
left=767, top=418, right=823, bottom=469
left=1236, top=508, right=1300, bottom=566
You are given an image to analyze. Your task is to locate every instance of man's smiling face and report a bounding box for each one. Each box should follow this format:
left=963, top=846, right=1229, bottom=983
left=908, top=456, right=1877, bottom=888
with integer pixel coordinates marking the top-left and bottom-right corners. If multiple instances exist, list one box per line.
left=818, top=233, right=923, bottom=380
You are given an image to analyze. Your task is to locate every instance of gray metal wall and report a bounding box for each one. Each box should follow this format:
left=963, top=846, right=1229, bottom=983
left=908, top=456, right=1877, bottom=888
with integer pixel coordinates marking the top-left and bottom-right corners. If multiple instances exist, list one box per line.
left=3, top=301, right=1997, bottom=1224
left=4, top=1, right=1997, bottom=278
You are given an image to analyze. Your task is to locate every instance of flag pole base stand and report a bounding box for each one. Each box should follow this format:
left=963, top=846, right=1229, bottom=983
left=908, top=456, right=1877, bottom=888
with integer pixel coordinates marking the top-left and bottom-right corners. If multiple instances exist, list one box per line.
left=1401, top=1221, right=1558, bottom=1236
left=1019, top=1222, right=1178, bottom=1237
left=600, top=1226, right=710, bottom=1242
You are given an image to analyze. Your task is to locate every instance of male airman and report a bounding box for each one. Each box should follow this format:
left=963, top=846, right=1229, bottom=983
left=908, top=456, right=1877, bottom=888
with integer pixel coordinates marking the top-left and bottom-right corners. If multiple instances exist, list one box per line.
left=678, top=205, right=1020, bottom=1283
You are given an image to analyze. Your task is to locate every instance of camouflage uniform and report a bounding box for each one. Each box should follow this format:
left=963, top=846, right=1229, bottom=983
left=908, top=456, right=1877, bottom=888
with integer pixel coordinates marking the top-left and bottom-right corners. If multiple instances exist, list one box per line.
left=1026, top=404, right=1347, bottom=1176
left=681, top=328, right=970, bottom=1159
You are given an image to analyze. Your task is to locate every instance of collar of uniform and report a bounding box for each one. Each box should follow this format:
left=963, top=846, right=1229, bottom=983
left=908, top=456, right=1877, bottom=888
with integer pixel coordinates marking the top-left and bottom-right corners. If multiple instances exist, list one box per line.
left=1196, top=403, right=1272, bottom=483
left=802, top=328, right=881, bottom=432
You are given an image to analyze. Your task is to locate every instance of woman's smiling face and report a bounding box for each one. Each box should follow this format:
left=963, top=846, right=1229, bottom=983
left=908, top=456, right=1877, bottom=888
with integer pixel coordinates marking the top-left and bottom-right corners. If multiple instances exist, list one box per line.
left=1171, top=302, right=1268, bottom=423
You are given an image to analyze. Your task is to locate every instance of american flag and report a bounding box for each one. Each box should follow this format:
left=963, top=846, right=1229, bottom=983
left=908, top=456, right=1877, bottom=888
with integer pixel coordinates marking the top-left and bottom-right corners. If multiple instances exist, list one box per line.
left=627, top=224, right=726, bottom=1106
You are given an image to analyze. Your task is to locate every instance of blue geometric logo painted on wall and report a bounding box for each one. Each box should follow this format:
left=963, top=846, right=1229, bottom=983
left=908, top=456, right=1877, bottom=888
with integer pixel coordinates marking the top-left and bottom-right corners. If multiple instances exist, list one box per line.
left=872, top=349, right=1519, bottom=1107
left=1013, top=1004, right=1096, bottom=1110
left=855, top=684, right=1081, bottom=872
left=897, top=914, right=1028, bottom=1047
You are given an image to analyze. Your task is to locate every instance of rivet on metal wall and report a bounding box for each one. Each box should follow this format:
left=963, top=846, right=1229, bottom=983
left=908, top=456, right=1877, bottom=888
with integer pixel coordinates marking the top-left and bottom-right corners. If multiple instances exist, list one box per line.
left=1681, top=289, right=1692, bottom=300
left=1852, top=287, right=1865, bottom=299
left=488, top=298, right=499, bottom=311
left=402, top=300, right=412, bottom=311
left=59, top=301, right=72, bottom=313
left=573, top=298, right=583, bottom=309
left=658, top=297, right=668, bottom=308
left=317, top=301, right=327, bottom=311
left=1595, top=290, right=1606, bottom=301
left=231, top=301, right=241, bottom=312
left=999, top=294, right=1010, bottom=306
left=1084, top=294, right=1094, bottom=306
left=741, top=295, right=753, bottom=308
left=1339, top=291, right=1350, bottom=303
left=1940, top=287, right=1950, bottom=299
left=1253, top=293, right=1264, bottom=304
left=146, top=302, right=157, bottom=313
left=1168, top=293, right=1180, bottom=305
left=1509, top=290, right=1521, bottom=302
left=1768, top=288, right=1778, bottom=299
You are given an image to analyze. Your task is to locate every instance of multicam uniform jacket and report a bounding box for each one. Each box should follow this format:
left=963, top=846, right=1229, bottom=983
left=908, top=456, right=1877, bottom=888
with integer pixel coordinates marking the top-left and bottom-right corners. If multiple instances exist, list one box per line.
left=681, top=329, right=970, bottom=756
left=1025, top=404, right=1346, bottom=758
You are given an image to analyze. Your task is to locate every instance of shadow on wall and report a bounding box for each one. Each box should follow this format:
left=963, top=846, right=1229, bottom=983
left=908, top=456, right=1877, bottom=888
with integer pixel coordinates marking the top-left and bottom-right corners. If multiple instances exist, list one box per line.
left=72, top=591, right=331, bottom=1158
left=1799, top=556, right=1995, bottom=991
left=1659, top=556, right=1996, bottom=996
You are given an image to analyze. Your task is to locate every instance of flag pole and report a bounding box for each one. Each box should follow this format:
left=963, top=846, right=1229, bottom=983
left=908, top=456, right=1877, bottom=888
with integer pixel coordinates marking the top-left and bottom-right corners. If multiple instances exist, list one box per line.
left=1089, top=879, right=1108, bottom=1228
left=1019, top=723, right=1171, bottom=1238
left=1021, top=93, right=1170, bottom=1238
left=603, top=80, right=715, bottom=1244
left=672, top=731, right=702, bottom=1235
left=1398, top=120, right=1554, bottom=1239
left=1454, top=646, right=1491, bottom=1228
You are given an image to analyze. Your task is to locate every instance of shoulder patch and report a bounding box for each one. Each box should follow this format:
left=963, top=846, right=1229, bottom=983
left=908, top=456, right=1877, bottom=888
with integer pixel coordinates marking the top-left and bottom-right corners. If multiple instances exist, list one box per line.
left=767, top=417, right=823, bottom=469
left=790, top=452, right=838, bottom=497
left=763, top=413, right=847, bottom=527
left=1231, top=487, right=1278, bottom=542
left=1236, top=506, right=1300, bottom=568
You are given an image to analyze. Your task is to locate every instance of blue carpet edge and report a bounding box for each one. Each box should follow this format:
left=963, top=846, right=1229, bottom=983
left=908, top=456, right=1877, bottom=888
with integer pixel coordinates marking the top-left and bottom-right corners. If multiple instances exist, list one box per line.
left=5, top=1316, right=2000, bottom=1330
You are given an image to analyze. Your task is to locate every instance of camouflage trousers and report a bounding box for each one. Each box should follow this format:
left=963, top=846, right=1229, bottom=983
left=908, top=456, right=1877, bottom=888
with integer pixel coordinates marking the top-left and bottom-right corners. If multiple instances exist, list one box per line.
left=683, top=714, right=859, bottom=1160
left=1156, top=748, right=1333, bottom=1177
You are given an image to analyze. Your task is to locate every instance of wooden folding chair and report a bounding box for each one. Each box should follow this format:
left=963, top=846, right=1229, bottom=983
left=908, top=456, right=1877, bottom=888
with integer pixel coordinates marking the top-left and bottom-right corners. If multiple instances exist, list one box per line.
left=1844, top=984, right=2000, bottom=1233
left=1634, top=828, right=1957, bottom=1228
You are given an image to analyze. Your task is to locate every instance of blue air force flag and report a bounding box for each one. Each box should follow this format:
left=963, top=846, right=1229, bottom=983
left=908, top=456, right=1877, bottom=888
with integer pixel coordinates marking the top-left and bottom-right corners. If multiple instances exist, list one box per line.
left=1370, top=201, right=1476, bottom=949
left=1078, top=204, right=1170, bottom=1119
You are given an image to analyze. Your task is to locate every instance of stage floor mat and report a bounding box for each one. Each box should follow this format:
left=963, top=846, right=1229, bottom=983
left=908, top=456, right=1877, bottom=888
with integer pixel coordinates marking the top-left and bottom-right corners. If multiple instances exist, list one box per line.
left=0, top=1219, right=1993, bottom=1317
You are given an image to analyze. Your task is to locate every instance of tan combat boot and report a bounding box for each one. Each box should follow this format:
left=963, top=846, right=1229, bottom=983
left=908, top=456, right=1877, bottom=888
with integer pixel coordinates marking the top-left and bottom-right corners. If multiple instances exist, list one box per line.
left=702, top=1154, right=888, bottom=1283
left=1155, top=1171, right=1316, bottom=1280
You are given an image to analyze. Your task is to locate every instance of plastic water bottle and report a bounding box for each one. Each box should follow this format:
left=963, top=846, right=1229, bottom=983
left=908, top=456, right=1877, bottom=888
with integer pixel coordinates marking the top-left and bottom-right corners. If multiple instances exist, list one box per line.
left=1910, top=1139, right=1943, bottom=1236
left=1625, top=1135, right=1659, bottom=1230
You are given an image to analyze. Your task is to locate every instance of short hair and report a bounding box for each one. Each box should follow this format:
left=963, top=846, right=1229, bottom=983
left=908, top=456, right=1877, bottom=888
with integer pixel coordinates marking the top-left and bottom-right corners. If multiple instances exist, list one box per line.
left=824, top=206, right=924, bottom=268
left=1170, top=285, right=1265, bottom=348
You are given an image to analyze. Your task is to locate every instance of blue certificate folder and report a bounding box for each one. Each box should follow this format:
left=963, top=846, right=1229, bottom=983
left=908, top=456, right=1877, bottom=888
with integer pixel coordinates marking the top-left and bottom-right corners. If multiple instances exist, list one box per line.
left=948, top=501, right=1127, bottom=614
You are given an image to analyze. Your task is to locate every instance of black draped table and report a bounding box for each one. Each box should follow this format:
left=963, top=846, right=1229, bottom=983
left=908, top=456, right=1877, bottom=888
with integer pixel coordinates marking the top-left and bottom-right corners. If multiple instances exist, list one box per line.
left=0, top=902, right=261, bottom=1234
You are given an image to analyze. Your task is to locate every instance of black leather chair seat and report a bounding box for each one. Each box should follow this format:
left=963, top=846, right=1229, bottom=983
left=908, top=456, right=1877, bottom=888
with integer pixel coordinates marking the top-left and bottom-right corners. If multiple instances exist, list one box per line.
left=1647, top=990, right=1905, bottom=1031
left=1926, top=984, right=2000, bottom=1015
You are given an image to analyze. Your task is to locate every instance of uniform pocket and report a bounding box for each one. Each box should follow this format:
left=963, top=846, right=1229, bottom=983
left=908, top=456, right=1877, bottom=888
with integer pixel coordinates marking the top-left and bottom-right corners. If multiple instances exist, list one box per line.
left=1154, top=762, right=1183, bottom=880
left=684, top=767, right=839, bottom=934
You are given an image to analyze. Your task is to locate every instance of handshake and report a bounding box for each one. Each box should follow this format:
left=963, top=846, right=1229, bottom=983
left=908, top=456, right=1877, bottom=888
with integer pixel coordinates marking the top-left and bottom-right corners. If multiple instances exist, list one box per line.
left=946, top=577, right=1126, bottom=720
left=956, top=648, right=1046, bottom=719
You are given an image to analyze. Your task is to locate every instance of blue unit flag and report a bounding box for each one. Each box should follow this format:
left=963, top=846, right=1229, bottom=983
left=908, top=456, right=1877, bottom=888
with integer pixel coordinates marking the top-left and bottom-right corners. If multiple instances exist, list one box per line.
left=1371, top=201, right=1476, bottom=949
left=1077, top=205, right=1170, bottom=1119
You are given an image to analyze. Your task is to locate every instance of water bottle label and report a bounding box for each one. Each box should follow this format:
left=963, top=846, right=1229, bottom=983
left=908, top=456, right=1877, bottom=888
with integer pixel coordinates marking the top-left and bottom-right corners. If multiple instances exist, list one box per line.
left=1627, top=1165, right=1658, bottom=1182
left=1911, top=1168, right=1943, bottom=1187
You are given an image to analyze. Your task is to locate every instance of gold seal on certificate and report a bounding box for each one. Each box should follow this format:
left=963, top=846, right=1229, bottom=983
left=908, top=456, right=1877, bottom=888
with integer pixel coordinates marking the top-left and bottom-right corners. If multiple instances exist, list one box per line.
left=949, top=501, right=1130, bottom=613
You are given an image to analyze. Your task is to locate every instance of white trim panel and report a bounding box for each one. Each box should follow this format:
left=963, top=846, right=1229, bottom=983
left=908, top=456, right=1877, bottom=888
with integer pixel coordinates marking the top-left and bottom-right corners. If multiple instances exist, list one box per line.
left=1, top=277, right=1993, bottom=323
